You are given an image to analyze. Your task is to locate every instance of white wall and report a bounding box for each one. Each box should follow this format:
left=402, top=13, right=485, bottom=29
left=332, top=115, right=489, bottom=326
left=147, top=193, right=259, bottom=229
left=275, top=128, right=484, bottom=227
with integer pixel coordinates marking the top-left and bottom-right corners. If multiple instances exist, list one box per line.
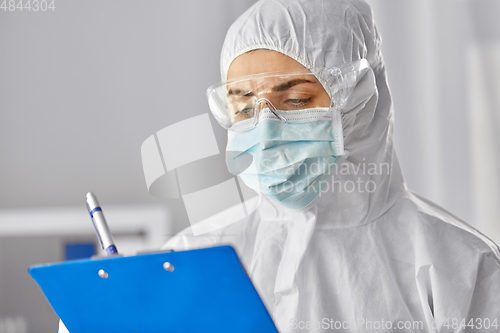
left=0, top=2, right=255, bottom=331
left=367, top=0, right=500, bottom=244
left=0, top=0, right=255, bottom=234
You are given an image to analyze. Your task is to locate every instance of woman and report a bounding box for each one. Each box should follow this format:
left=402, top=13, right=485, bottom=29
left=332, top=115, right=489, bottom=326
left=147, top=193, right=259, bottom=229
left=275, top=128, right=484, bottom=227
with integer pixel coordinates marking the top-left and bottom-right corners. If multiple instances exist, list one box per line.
left=162, top=0, right=500, bottom=332
left=57, top=0, right=499, bottom=332
left=163, top=0, right=500, bottom=332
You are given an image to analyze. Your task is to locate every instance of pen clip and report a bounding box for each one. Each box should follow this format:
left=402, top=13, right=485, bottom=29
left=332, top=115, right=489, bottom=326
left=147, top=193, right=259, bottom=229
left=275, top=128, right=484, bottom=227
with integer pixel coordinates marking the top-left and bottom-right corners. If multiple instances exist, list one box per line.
left=87, top=202, right=104, bottom=249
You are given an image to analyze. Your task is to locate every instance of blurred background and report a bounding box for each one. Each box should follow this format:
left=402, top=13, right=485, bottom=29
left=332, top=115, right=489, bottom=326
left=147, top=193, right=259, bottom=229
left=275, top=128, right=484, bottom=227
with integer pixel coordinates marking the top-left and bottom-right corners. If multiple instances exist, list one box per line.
left=0, top=0, right=499, bottom=332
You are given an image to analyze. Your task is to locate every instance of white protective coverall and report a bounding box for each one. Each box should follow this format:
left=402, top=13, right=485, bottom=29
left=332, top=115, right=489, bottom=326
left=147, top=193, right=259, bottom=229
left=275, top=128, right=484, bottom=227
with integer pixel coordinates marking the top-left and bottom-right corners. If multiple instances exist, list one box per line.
left=58, top=0, right=500, bottom=332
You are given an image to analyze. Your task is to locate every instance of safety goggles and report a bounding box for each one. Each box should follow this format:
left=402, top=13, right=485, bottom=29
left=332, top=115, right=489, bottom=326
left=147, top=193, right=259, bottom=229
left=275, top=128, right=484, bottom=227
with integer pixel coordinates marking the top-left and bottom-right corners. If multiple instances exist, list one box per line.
left=207, top=59, right=368, bottom=131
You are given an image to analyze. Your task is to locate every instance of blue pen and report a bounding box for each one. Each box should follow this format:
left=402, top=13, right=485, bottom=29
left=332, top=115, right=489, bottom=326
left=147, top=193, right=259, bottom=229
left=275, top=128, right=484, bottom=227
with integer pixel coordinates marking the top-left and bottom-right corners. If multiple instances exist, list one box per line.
left=86, top=192, right=119, bottom=255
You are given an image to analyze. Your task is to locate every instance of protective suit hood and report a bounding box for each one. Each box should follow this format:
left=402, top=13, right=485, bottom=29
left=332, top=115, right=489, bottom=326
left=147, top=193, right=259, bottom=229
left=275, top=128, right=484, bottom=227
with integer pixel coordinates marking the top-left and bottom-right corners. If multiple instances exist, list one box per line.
left=221, top=0, right=406, bottom=227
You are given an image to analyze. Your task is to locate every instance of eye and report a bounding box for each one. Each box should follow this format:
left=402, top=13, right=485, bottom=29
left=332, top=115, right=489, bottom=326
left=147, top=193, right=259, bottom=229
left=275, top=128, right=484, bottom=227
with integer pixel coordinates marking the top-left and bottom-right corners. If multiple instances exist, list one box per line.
left=285, top=97, right=312, bottom=108
left=235, top=107, right=253, bottom=115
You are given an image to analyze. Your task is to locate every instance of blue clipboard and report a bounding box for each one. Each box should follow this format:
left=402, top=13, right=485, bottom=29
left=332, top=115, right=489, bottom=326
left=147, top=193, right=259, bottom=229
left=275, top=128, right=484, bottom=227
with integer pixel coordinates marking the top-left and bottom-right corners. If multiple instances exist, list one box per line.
left=29, top=245, right=278, bottom=333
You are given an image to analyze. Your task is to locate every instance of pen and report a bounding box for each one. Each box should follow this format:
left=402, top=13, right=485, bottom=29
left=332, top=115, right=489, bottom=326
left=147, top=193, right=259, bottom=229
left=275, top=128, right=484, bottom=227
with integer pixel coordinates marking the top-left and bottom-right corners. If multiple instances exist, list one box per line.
left=86, top=192, right=119, bottom=255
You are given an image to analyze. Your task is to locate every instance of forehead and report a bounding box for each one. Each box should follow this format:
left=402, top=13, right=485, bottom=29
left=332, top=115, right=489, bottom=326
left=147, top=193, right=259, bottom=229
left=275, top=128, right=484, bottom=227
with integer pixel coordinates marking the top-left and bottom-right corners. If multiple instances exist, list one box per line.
left=227, top=49, right=306, bottom=80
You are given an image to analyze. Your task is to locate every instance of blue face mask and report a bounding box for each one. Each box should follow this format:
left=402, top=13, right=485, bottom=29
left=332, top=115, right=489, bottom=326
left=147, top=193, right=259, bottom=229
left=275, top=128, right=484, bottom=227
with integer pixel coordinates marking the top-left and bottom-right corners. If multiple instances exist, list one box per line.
left=226, top=108, right=344, bottom=210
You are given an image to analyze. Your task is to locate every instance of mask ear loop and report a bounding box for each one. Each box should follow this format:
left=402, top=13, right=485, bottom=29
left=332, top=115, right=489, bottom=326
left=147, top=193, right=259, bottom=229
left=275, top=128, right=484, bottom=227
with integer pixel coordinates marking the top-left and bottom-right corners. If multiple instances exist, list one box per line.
left=252, top=98, right=287, bottom=126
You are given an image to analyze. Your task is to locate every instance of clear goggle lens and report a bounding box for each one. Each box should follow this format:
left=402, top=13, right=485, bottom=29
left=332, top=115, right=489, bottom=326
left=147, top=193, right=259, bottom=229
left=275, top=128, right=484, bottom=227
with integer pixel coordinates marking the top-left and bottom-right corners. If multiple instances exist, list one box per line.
left=207, top=60, right=368, bottom=131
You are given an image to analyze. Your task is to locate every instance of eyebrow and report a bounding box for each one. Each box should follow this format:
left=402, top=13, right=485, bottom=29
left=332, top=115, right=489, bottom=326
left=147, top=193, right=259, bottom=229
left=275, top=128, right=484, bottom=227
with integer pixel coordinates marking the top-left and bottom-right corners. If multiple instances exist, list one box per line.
left=227, top=78, right=315, bottom=96
left=273, top=79, right=314, bottom=92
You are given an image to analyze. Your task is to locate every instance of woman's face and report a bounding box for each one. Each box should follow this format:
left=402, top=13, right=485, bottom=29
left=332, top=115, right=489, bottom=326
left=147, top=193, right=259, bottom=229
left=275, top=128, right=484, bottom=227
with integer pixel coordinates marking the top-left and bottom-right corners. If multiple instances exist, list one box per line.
left=226, top=50, right=331, bottom=124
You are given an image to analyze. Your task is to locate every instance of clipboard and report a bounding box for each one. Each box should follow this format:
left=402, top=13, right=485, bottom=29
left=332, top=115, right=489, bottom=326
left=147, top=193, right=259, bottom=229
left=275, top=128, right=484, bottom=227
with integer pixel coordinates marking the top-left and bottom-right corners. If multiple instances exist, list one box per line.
left=29, top=245, right=278, bottom=333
